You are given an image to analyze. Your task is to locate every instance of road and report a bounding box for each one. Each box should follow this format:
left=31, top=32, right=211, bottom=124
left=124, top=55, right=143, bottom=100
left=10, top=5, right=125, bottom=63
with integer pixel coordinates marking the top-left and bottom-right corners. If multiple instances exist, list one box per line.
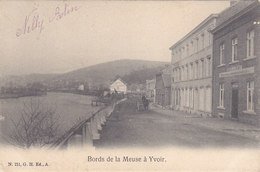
left=95, top=100, right=260, bottom=148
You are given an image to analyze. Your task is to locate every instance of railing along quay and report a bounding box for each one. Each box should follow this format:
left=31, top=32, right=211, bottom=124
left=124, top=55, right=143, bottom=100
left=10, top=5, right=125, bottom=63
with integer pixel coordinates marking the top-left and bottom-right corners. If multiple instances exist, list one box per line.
left=51, top=98, right=127, bottom=149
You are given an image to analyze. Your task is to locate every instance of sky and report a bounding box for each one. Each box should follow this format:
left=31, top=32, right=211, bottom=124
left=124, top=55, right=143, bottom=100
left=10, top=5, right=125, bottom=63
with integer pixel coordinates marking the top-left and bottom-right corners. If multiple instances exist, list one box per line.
left=0, top=1, right=230, bottom=76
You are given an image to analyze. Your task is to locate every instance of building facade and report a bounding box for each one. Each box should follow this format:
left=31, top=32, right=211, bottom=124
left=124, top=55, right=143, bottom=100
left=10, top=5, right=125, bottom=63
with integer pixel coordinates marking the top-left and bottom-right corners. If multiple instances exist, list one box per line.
left=110, top=78, right=127, bottom=94
left=155, top=66, right=171, bottom=107
left=170, top=14, right=217, bottom=116
left=212, top=0, right=260, bottom=126
left=146, top=79, right=156, bottom=103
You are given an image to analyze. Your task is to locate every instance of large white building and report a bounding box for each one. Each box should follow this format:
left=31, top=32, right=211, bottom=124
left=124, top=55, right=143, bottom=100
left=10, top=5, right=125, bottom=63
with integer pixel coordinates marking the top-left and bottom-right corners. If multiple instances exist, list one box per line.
left=170, top=14, right=217, bottom=116
left=110, top=78, right=127, bottom=94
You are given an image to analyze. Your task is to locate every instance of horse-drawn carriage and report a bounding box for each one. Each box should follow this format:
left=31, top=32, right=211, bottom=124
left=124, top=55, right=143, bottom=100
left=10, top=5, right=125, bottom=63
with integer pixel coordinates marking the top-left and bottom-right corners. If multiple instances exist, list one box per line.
left=136, top=96, right=149, bottom=111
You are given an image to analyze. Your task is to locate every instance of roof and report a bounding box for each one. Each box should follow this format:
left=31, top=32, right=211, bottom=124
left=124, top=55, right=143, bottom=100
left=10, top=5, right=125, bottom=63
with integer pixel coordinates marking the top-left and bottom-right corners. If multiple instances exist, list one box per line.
left=212, top=0, right=259, bottom=33
left=169, top=14, right=218, bottom=50
left=111, top=78, right=128, bottom=86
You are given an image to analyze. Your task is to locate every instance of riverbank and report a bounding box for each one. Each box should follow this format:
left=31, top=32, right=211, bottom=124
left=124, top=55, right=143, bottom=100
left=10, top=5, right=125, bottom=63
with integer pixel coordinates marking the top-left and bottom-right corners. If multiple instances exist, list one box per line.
left=0, top=91, right=47, bottom=99
left=0, top=92, right=101, bottom=147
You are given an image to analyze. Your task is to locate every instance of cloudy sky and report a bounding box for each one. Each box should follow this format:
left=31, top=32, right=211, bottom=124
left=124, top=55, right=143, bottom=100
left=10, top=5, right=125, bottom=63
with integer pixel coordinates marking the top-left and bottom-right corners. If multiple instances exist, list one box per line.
left=0, top=1, right=230, bottom=76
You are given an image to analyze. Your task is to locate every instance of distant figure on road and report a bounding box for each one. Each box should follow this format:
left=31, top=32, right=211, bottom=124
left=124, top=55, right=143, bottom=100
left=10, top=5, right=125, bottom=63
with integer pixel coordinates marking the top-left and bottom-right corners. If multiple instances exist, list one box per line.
left=142, top=95, right=149, bottom=110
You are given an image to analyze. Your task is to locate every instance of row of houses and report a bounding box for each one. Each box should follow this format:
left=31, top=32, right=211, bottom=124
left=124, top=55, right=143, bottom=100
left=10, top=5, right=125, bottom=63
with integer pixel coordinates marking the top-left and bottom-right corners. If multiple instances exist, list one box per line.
left=150, top=0, right=260, bottom=126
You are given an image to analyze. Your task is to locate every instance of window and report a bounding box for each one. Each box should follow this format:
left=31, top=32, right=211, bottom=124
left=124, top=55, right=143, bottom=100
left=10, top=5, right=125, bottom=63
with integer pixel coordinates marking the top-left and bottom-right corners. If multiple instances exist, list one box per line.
left=184, top=66, right=188, bottom=80
left=174, top=90, right=177, bottom=105
left=177, top=69, right=179, bottom=82
left=219, top=43, right=225, bottom=65
left=178, top=68, right=180, bottom=81
left=181, top=89, right=184, bottom=106
left=247, top=81, right=254, bottom=111
left=172, top=69, right=177, bottom=82
left=208, top=57, right=211, bottom=76
left=194, top=39, right=198, bottom=53
left=205, top=59, right=208, bottom=77
left=201, top=59, right=204, bottom=78
left=176, top=89, right=179, bottom=105
left=190, top=41, right=193, bottom=54
left=179, top=68, right=181, bottom=81
left=195, top=61, right=198, bottom=79
left=193, top=62, right=196, bottom=79
left=186, top=44, right=189, bottom=56
left=219, top=83, right=224, bottom=107
left=199, top=87, right=205, bottom=111
left=175, top=69, right=178, bottom=81
left=190, top=88, right=194, bottom=108
left=232, top=37, right=238, bottom=62
left=176, top=89, right=180, bottom=105
left=186, top=89, right=189, bottom=107
left=196, top=38, right=199, bottom=51
left=183, top=47, right=185, bottom=58
left=186, top=65, right=189, bottom=80
left=198, top=61, right=202, bottom=78
left=201, top=34, right=204, bottom=49
left=179, top=69, right=181, bottom=81
left=175, top=68, right=180, bottom=81
left=190, top=63, right=193, bottom=80
left=205, top=87, right=211, bottom=112
left=171, top=51, right=175, bottom=62
left=182, top=89, right=186, bottom=106
left=184, top=66, right=187, bottom=80
left=182, top=66, right=184, bottom=81
left=208, top=31, right=212, bottom=45
left=247, top=30, right=255, bottom=58
left=181, top=66, right=184, bottom=81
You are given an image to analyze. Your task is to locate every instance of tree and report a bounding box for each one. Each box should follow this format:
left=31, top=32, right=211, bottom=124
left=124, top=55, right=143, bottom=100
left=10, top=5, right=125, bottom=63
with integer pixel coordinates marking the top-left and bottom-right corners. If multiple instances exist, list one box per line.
left=8, top=98, right=60, bottom=148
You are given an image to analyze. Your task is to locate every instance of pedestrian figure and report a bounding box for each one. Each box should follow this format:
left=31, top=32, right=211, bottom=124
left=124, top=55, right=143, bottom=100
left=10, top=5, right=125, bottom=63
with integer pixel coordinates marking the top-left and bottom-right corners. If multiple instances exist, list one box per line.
left=142, top=95, right=149, bottom=110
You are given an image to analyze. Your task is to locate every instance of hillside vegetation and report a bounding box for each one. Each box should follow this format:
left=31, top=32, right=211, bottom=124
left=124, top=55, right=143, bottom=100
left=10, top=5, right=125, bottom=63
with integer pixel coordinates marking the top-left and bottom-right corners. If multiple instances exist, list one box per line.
left=54, top=59, right=168, bottom=84
left=1, top=59, right=169, bottom=89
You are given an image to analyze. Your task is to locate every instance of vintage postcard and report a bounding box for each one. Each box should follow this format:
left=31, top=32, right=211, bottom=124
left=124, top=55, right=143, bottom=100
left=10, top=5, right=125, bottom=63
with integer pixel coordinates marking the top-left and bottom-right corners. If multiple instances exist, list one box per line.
left=0, top=0, right=260, bottom=171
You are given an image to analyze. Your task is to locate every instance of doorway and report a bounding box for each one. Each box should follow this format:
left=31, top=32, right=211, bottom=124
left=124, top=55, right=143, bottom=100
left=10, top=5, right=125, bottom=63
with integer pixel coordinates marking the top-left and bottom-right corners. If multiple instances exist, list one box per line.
left=231, top=83, right=239, bottom=119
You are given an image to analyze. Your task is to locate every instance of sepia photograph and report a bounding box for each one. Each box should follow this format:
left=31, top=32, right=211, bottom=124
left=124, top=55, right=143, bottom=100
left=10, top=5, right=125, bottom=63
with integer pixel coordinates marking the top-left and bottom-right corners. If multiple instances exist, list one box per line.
left=0, top=0, right=260, bottom=171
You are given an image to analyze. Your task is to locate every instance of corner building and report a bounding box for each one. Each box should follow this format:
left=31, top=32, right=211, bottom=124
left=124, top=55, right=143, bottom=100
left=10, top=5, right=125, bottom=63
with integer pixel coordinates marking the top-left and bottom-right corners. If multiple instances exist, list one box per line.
left=155, top=66, right=171, bottom=107
left=211, top=0, right=260, bottom=126
left=170, top=14, right=217, bottom=116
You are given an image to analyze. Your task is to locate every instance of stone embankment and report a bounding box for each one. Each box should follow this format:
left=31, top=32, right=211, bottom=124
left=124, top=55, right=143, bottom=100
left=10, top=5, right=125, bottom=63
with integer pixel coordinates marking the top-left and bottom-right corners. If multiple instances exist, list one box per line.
left=51, top=98, right=127, bottom=149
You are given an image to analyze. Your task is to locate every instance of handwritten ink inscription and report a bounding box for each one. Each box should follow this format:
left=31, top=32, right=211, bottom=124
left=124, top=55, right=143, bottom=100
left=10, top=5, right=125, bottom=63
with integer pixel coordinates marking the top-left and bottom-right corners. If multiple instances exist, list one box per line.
left=49, top=3, right=80, bottom=22
left=16, top=3, right=80, bottom=38
left=16, top=7, right=44, bottom=37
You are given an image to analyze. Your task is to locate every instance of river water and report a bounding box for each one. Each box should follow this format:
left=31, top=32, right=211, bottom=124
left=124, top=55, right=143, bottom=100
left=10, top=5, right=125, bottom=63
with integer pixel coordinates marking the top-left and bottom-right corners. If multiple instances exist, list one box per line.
left=0, top=92, right=101, bottom=145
